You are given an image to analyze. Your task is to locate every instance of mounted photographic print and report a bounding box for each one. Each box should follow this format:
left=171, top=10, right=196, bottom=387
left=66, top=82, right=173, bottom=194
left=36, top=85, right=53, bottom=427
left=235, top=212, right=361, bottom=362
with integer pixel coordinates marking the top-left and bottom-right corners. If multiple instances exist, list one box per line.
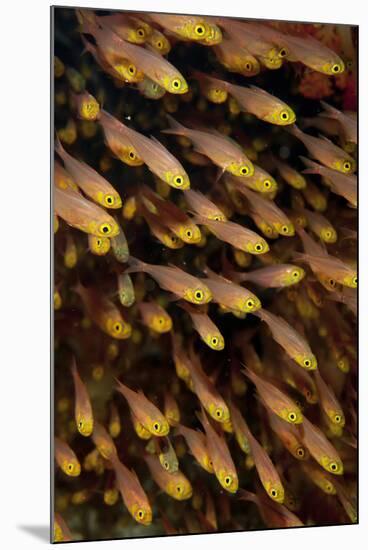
left=52, top=5, right=358, bottom=543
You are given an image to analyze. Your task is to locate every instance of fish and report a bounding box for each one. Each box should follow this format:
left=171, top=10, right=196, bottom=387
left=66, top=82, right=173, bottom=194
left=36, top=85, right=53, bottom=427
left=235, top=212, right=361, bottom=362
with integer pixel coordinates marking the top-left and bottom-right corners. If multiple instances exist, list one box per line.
left=243, top=367, right=303, bottom=424
left=191, top=69, right=228, bottom=104
left=54, top=437, right=81, bottom=477
left=236, top=413, right=284, bottom=502
left=288, top=124, right=356, bottom=174
left=54, top=289, right=62, bottom=310
left=272, top=156, right=307, bottom=189
left=170, top=333, right=194, bottom=388
left=314, top=369, right=345, bottom=427
left=110, top=454, right=152, bottom=525
left=146, top=27, right=171, bottom=54
left=96, top=12, right=149, bottom=44
left=276, top=33, right=345, bottom=75
left=54, top=513, right=73, bottom=542
left=296, top=226, right=337, bottom=291
left=117, top=272, right=135, bottom=307
left=74, top=282, right=132, bottom=339
left=239, top=164, right=278, bottom=194
left=202, top=267, right=262, bottom=313
left=214, top=18, right=282, bottom=69
left=138, top=301, right=172, bottom=333
left=197, top=407, right=238, bottom=493
left=234, top=264, right=305, bottom=288
left=54, top=160, right=79, bottom=191
left=55, top=137, right=122, bottom=208
left=131, top=412, right=152, bottom=440
left=185, top=348, right=230, bottom=422
left=78, top=13, right=188, bottom=93
left=319, top=101, right=357, bottom=143
left=111, top=219, right=130, bottom=262
left=70, top=357, right=94, bottom=436
left=175, top=424, right=213, bottom=473
left=301, top=208, right=337, bottom=243
left=281, top=355, right=318, bottom=404
left=294, top=252, right=357, bottom=288
left=228, top=400, right=251, bottom=454
left=334, top=480, right=358, bottom=523
left=179, top=302, right=224, bottom=350
left=231, top=180, right=295, bottom=236
left=157, top=437, right=179, bottom=472
left=92, top=421, right=118, bottom=460
left=184, top=189, right=227, bottom=221
left=163, top=115, right=254, bottom=177
left=99, top=110, right=144, bottom=166
left=301, top=461, right=337, bottom=495
left=64, top=233, right=78, bottom=268
left=139, top=199, right=184, bottom=249
left=88, top=234, right=111, bottom=255
left=164, top=391, right=180, bottom=427
left=211, top=76, right=295, bottom=124
left=254, top=308, right=317, bottom=370
left=55, top=187, right=120, bottom=237
left=144, top=452, right=192, bottom=500
left=213, top=36, right=260, bottom=76
left=137, top=76, right=166, bottom=99
left=267, top=408, right=308, bottom=460
left=301, top=156, right=357, bottom=208
left=239, top=489, right=303, bottom=528
left=299, top=415, right=344, bottom=474
left=194, top=214, right=269, bottom=255
left=125, top=257, right=212, bottom=304
left=109, top=404, right=121, bottom=438
left=71, top=90, right=100, bottom=120
left=147, top=13, right=217, bottom=43
left=116, top=379, right=170, bottom=436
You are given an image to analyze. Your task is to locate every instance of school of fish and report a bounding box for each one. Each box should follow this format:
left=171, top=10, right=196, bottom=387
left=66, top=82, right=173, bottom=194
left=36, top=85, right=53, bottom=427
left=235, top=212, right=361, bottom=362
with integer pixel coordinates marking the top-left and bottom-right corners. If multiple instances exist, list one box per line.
left=53, top=7, right=357, bottom=543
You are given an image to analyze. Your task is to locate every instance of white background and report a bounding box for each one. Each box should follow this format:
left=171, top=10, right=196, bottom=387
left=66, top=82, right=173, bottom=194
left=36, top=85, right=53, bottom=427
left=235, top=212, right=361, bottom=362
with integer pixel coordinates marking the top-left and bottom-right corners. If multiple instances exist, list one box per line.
left=1, top=0, right=365, bottom=548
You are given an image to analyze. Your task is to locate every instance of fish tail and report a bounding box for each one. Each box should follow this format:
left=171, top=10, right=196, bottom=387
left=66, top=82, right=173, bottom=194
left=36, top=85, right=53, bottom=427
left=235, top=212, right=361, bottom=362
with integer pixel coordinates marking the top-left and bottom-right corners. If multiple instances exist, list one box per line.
left=162, top=115, right=189, bottom=137
left=54, top=134, right=66, bottom=158
left=124, top=256, right=148, bottom=274
left=76, top=8, right=99, bottom=36
left=238, top=488, right=257, bottom=504
left=320, top=100, right=339, bottom=119
left=299, top=156, right=320, bottom=174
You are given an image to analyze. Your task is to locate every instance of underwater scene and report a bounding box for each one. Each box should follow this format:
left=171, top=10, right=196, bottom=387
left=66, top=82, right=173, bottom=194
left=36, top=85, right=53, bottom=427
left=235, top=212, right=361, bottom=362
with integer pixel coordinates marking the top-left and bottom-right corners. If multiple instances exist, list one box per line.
left=52, top=6, right=358, bottom=543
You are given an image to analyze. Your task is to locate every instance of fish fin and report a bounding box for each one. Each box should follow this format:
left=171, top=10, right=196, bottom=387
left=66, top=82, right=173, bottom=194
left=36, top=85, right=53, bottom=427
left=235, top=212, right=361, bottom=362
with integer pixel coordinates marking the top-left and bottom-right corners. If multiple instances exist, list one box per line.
left=123, top=256, right=147, bottom=274
left=149, top=134, right=173, bottom=152
left=299, top=156, right=320, bottom=172
left=320, top=100, right=340, bottom=119
left=238, top=488, right=258, bottom=504
left=214, top=166, right=226, bottom=185
left=285, top=123, right=303, bottom=138
left=166, top=293, right=181, bottom=303
left=318, top=134, right=334, bottom=144
left=161, top=114, right=189, bottom=137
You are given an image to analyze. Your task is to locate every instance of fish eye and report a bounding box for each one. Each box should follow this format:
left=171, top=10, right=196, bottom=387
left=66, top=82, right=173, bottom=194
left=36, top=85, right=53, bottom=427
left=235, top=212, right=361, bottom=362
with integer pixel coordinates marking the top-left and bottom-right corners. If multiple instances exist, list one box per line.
left=304, top=359, right=311, bottom=368
left=334, top=414, right=342, bottom=424
left=211, top=337, right=219, bottom=346
left=137, top=509, right=144, bottom=519
left=67, top=463, right=73, bottom=472
left=171, top=235, right=178, bottom=243
left=264, top=179, right=272, bottom=189
left=172, top=78, right=181, bottom=89
left=353, top=276, right=358, bottom=286
left=195, top=24, right=205, bottom=35
left=224, top=476, right=232, bottom=486
left=292, top=270, right=300, bottom=278
left=215, top=408, right=223, bottom=419
left=100, top=223, right=112, bottom=235
left=78, top=420, right=83, bottom=429
left=325, top=482, right=334, bottom=493
left=128, top=65, right=136, bottom=75
left=245, top=62, right=252, bottom=71
left=164, top=461, right=170, bottom=470
left=270, top=488, right=278, bottom=498
left=174, top=175, right=184, bottom=187
left=255, top=243, right=263, bottom=252
left=329, top=279, right=336, bottom=287
left=214, top=88, right=221, bottom=95
left=347, top=60, right=353, bottom=69
left=194, top=289, right=204, bottom=301
left=330, top=462, right=338, bottom=472
left=306, top=390, right=312, bottom=398
left=158, top=317, right=164, bottom=325
left=105, top=195, right=114, bottom=206
left=281, top=225, right=289, bottom=233
left=343, top=161, right=351, bottom=171
left=129, top=151, right=136, bottom=159
left=176, top=485, right=183, bottom=493
left=114, top=322, right=122, bottom=334
left=137, top=28, right=145, bottom=37
left=246, top=299, right=255, bottom=309
left=96, top=239, right=102, bottom=247
left=280, top=111, right=290, bottom=121
left=288, top=412, right=297, bottom=422
left=186, top=229, right=193, bottom=238
left=152, top=83, right=158, bottom=91
left=240, top=165, right=249, bottom=176
left=332, top=64, right=340, bottom=73
left=213, top=215, right=221, bottom=221
left=279, top=48, right=287, bottom=58
left=153, top=422, right=160, bottom=432
left=297, top=447, right=305, bottom=458
left=157, top=40, right=163, bottom=49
